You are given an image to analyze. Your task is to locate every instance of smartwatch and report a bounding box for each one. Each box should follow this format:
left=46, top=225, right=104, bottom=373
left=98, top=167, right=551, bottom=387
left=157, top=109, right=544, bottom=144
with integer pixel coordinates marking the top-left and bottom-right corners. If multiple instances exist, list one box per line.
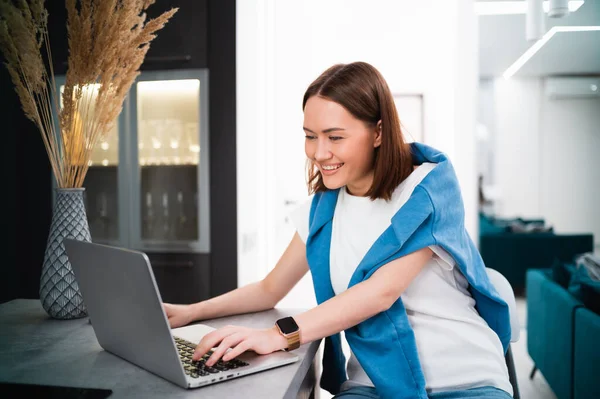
left=275, top=316, right=301, bottom=351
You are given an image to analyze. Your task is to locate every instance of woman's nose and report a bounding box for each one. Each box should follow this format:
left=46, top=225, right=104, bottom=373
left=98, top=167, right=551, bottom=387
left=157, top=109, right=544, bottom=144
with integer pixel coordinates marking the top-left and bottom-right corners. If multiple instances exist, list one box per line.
left=314, top=140, right=332, bottom=162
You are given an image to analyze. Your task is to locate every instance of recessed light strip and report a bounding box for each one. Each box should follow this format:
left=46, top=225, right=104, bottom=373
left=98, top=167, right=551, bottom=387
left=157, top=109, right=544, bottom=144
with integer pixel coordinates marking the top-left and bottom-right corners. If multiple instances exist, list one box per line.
left=503, top=26, right=600, bottom=79
left=475, top=1, right=584, bottom=16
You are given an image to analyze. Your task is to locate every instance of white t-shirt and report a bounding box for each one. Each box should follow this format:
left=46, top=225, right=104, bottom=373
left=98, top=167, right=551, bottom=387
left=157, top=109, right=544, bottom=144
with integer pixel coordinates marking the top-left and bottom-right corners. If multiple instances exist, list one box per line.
left=289, top=163, right=513, bottom=395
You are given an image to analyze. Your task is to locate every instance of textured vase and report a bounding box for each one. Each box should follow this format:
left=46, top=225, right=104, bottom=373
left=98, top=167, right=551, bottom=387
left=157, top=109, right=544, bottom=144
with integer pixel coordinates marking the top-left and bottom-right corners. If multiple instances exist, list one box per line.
left=40, top=188, right=91, bottom=319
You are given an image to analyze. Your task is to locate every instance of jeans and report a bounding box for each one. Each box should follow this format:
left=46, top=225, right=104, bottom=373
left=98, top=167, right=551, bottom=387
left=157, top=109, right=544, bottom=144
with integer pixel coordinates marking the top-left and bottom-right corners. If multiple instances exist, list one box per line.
left=333, top=386, right=379, bottom=399
left=332, top=386, right=513, bottom=399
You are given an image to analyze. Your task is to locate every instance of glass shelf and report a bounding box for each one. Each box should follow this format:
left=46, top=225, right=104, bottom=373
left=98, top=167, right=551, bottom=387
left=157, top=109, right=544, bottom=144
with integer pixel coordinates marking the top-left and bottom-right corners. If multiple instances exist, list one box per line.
left=53, top=69, right=210, bottom=253
left=137, top=79, right=202, bottom=243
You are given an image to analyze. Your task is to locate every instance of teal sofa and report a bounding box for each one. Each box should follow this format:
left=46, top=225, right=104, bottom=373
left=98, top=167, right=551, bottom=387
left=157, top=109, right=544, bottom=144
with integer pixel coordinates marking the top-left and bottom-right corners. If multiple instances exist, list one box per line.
left=573, top=307, right=600, bottom=399
left=479, top=213, right=594, bottom=293
left=526, top=268, right=600, bottom=399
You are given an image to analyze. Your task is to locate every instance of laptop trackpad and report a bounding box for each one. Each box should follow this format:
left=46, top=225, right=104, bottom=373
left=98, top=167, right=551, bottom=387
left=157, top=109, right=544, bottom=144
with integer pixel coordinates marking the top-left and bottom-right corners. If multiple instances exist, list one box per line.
left=171, top=323, right=217, bottom=345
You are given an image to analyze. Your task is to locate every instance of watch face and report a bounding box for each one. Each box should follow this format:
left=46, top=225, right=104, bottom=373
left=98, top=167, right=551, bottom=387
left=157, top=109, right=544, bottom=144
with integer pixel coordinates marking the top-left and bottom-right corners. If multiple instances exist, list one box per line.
left=276, top=316, right=299, bottom=335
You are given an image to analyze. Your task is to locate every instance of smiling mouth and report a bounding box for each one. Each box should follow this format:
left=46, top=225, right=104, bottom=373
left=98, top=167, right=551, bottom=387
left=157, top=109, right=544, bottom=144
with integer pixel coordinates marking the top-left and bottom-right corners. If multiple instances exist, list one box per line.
left=321, top=163, right=344, bottom=171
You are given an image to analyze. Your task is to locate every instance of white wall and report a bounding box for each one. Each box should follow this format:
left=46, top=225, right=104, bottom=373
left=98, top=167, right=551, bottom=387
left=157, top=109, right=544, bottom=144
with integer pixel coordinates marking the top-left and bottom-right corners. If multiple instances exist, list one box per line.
left=539, top=94, right=600, bottom=249
left=493, top=79, right=543, bottom=217
left=477, top=79, right=496, bottom=185
left=488, top=78, right=600, bottom=249
left=237, top=0, right=479, bottom=289
left=455, top=0, right=479, bottom=242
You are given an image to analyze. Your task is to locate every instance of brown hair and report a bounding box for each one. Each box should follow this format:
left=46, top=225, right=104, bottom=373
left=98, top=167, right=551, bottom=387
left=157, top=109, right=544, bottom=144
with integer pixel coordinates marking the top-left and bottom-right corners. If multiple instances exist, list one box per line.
left=302, top=62, right=414, bottom=201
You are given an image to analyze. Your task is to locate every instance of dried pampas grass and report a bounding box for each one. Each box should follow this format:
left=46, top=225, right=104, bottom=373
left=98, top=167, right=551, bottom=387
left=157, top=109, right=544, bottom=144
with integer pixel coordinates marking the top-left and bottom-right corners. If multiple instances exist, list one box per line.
left=0, top=0, right=178, bottom=188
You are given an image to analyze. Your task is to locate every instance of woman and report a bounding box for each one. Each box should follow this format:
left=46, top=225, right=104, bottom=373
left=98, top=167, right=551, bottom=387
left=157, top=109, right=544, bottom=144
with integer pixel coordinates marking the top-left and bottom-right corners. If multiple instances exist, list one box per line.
left=163, top=62, right=513, bottom=399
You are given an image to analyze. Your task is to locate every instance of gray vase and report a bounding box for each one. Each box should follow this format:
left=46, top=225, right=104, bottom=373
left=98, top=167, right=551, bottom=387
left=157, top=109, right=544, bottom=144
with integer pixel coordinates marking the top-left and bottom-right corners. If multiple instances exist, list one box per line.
left=40, top=188, right=91, bottom=319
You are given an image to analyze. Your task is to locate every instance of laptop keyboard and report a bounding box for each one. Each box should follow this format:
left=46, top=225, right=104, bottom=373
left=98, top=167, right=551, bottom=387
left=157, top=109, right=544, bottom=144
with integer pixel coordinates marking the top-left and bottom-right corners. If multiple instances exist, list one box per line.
left=174, top=336, right=249, bottom=379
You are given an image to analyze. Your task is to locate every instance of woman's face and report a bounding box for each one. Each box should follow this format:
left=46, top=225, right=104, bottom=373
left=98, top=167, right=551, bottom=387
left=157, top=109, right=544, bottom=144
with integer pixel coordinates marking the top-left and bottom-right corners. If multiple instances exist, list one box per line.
left=303, top=96, right=381, bottom=196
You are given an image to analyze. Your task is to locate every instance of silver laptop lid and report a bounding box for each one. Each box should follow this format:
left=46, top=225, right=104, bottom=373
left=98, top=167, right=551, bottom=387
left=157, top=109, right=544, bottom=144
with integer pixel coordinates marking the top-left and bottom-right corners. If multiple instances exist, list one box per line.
left=63, top=239, right=187, bottom=387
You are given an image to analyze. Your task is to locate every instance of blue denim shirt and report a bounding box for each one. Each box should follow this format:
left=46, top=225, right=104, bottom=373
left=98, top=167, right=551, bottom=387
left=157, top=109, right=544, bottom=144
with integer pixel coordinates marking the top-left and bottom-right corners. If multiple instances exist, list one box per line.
left=306, top=143, right=511, bottom=399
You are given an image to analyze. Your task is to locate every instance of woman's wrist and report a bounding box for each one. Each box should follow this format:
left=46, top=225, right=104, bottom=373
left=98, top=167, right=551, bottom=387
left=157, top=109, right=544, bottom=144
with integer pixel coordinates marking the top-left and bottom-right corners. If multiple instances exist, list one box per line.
left=270, top=325, right=290, bottom=351
left=189, top=301, right=206, bottom=322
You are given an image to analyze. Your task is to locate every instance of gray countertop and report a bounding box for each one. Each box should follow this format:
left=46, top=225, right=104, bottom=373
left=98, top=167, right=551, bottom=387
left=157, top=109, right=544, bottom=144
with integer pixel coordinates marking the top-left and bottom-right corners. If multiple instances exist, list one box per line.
left=0, top=299, right=321, bottom=399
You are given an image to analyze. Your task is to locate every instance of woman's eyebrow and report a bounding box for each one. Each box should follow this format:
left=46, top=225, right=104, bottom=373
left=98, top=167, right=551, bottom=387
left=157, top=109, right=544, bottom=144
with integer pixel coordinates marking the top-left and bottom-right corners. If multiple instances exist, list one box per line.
left=303, top=127, right=346, bottom=134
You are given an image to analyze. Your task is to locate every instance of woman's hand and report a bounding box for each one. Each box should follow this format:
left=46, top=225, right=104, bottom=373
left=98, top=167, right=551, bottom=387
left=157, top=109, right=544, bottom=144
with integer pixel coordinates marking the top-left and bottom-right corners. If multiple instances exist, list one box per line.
left=163, top=303, right=195, bottom=328
left=192, top=325, right=289, bottom=367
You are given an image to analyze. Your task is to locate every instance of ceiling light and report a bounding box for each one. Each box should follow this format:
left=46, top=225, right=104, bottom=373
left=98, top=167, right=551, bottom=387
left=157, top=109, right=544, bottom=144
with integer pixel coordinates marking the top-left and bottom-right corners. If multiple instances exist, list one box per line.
left=548, top=0, right=570, bottom=17
left=475, top=0, right=584, bottom=15
left=527, top=0, right=545, bottom=41
left=503, top=26, right=600, bottom=79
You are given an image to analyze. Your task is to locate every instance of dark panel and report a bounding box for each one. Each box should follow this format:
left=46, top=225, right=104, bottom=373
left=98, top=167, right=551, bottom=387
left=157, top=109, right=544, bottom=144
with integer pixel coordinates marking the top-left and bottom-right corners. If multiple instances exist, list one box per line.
left=46, top=1, right=209, bottom=75
left=46, top=1, right=68, bottom=75
left=143, top=0, right=209, bottom=70
left=0, top=54, right=53, bottom=301
left=0, top=55, right=18, bottom=304
left=207, top=0, right=237, bottom=296
left=146, top=253, right=210, bottom=304
left=15, top=110, right=53, bottom=300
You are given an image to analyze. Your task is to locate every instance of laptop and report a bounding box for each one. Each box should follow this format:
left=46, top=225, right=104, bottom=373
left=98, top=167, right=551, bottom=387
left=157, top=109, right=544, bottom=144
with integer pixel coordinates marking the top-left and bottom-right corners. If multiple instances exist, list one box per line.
left=63, top=239, right=299, bottom=389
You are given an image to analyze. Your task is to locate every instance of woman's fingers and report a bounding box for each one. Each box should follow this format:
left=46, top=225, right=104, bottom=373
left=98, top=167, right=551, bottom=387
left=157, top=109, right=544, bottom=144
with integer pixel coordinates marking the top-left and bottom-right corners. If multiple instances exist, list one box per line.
left=192, top=326, right=242, bottom=361
left=222, top=340, right=252, bottom=362
left=191, top=326, right=276, bottom=365
left=206, top=332, right=245, bottom=366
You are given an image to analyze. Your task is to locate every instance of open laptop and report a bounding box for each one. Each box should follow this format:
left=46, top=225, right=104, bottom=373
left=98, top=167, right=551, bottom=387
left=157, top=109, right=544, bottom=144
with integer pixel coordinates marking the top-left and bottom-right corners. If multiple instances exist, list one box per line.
left=63, top=239, right=299, bottom=389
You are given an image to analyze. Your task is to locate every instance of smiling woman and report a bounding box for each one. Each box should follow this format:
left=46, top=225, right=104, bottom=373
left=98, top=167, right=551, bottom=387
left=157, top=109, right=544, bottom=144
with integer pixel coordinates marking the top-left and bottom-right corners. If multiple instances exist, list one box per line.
left=164, top=62, right=514, bottom=399
left=302, top=62, right=414, bottom=201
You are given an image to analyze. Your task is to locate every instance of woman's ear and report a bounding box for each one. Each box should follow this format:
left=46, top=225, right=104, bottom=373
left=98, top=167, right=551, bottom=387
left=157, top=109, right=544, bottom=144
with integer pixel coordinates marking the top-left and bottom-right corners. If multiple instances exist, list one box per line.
left=374, top=120, right=383, bottom=148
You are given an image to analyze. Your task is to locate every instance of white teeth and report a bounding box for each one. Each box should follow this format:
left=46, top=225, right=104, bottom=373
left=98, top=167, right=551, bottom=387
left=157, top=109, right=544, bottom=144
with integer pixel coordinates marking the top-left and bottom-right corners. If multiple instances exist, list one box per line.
left=322, top=164, right=343, bottom=170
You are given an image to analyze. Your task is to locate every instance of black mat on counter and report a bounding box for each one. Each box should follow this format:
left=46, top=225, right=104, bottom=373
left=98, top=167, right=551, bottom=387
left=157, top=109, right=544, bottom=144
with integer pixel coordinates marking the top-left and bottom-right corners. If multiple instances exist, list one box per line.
left=0, top=382, right=112, bottom=398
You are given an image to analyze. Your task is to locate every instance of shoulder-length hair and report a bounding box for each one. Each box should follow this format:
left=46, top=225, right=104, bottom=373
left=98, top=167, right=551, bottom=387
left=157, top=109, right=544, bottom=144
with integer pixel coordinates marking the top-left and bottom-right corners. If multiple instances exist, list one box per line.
left=302, top=62, right=414, bottom=201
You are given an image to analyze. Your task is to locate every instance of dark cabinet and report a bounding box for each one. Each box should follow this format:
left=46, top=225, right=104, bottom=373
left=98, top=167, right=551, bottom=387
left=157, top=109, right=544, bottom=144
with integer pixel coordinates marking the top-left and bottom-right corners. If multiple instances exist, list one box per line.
left=52, top=68, right=211, bottom=304
left=47, top=0, right=208, bottom=75
left=5, top=0, right=236, bottom=304
left=143, top=0, right=208, bottom=70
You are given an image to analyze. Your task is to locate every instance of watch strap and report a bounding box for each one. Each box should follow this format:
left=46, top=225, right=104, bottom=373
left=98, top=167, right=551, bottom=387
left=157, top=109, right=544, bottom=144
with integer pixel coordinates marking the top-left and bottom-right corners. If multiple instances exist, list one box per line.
left=283, top=330, right=300, bottom=351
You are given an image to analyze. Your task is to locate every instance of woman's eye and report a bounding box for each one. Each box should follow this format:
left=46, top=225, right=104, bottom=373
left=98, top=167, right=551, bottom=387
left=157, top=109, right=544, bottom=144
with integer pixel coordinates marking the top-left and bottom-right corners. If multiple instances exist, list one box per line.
left=329, top=136, right=343, bottom=141
left=305, top=135, right=316, bottom=140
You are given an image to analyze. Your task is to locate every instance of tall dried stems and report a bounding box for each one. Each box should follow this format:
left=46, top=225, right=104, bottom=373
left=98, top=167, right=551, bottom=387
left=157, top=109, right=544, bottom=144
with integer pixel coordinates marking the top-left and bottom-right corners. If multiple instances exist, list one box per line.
left=0, top=0, right=177, bottom=187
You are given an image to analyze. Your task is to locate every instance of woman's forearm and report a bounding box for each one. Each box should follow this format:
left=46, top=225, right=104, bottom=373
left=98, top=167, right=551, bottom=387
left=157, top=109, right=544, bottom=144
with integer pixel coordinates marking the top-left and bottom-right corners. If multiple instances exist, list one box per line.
left=293, top=248, right=432, bottom=345
left=293, top=278, right=390, bottom=345
left=190, top=281, right=279, bottom=321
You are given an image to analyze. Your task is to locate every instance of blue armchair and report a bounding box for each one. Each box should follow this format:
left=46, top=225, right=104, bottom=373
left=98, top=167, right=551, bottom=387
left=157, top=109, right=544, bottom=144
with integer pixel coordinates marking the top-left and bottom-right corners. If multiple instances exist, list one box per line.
left=526, top=268, right=600, bottom=399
